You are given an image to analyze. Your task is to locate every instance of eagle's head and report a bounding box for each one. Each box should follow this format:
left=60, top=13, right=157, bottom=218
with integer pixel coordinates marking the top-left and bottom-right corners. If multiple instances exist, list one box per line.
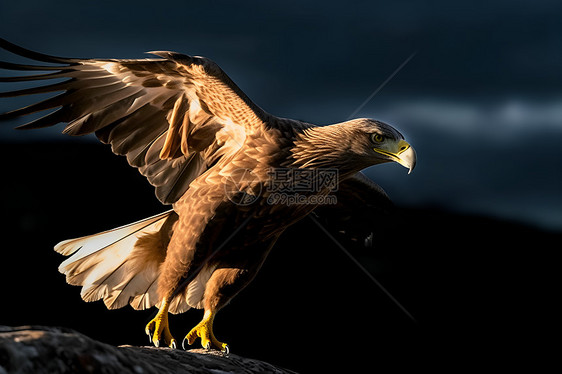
left=346, top=118, right=417, bottom=174
left=293, top=118, right=417, bottom=175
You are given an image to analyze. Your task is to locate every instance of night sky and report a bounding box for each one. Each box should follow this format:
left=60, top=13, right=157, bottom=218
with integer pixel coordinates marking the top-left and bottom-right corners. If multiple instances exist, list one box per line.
left=2, top=1, right=562, bottom=229
left=1, top=1, right=561, bottom=371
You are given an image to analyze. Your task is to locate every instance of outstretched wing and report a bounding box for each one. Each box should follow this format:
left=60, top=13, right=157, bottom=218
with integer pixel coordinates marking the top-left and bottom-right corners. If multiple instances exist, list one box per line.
left=0, top=39, right=269, bottom=204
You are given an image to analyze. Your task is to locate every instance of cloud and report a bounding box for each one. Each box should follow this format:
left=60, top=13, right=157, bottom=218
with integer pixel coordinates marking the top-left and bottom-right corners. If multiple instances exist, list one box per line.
left=374, top=96, right=562, bottom=140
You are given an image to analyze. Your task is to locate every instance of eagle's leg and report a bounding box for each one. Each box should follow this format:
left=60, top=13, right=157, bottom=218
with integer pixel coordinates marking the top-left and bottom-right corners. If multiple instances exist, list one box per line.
left=183, top=309, right=227, bottom=352
left=145, top=298, right=177, bottom=348
left=183, top=266, right=257, bottom=352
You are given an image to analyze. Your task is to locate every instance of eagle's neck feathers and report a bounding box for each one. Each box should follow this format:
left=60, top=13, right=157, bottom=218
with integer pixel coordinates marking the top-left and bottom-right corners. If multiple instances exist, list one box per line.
left=289, top=122, right=370, bottom=177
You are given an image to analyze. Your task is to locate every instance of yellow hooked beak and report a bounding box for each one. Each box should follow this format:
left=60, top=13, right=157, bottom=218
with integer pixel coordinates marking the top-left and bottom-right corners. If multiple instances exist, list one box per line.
left=374, top=139, right=417, bottom=174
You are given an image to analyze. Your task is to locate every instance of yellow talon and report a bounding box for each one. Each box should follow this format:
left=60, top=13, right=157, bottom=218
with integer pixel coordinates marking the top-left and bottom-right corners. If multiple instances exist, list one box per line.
left=183, top=310, right=228, bottom=352
left=145, top=299, right=177, bottom=348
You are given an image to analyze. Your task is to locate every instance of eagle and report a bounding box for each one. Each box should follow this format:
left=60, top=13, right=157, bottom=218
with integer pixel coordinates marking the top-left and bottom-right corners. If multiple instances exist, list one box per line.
left=0, top=39, right=416, bottom=353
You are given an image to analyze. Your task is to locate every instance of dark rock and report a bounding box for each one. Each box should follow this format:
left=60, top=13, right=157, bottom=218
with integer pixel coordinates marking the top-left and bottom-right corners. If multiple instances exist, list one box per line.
left=0, top=326, right=297, bottom=374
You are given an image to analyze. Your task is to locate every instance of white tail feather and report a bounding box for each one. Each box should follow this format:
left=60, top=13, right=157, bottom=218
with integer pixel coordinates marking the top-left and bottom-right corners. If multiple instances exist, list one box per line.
left=56, top=210, right=174, bottom=310
left=55, top=210, right=173, bottom=258
left=55, top=209, right=214, bottom=314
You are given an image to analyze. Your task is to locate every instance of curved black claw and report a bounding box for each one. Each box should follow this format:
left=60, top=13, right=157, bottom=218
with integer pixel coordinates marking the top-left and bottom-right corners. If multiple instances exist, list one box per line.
left=205, top=341, right=211, bottom=350
left=182, top=337, right=189, bottom=351
left=171, top=340, right=177, bottom=349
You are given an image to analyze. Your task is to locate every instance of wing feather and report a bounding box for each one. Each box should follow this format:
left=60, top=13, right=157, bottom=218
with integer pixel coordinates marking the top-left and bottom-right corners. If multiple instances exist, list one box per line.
left=0, top=39, right=270, bottom=204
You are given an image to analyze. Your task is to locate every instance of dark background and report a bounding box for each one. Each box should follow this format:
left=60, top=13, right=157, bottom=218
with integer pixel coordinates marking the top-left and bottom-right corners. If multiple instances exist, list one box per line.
left=1, top=1, right=560, bottom=372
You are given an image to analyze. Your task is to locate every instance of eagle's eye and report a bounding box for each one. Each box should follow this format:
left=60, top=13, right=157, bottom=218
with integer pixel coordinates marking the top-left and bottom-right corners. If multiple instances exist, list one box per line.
left=371, top=133, right=385, bottom=143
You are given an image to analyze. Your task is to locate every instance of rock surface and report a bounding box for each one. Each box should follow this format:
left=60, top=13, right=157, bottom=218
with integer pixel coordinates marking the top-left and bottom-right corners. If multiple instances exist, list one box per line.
left=0, top=326, right=297, bottom=374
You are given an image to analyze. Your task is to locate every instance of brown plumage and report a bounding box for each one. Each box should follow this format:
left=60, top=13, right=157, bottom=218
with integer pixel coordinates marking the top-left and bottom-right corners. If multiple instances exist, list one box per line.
left=0, top=39, right=416, bottom=351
